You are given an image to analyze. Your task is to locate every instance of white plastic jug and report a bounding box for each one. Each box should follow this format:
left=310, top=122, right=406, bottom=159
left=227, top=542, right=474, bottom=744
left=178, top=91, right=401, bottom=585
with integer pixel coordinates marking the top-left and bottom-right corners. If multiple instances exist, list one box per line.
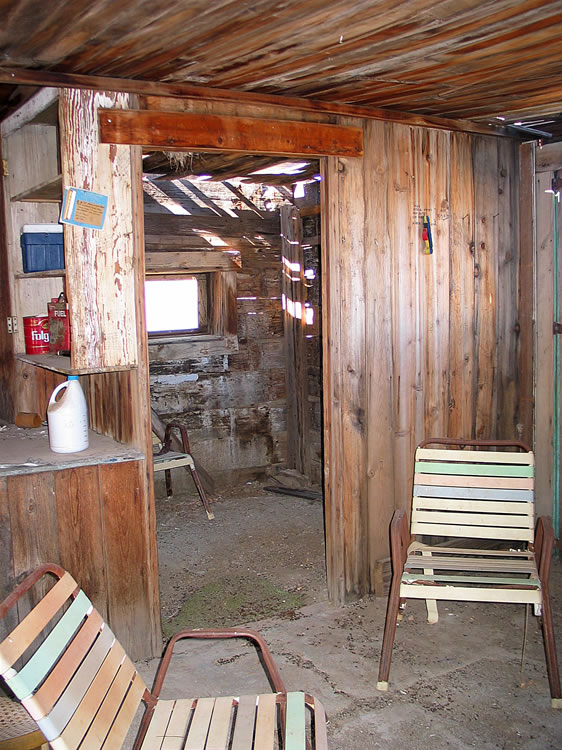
left=47, top=375, right=89, bottom=453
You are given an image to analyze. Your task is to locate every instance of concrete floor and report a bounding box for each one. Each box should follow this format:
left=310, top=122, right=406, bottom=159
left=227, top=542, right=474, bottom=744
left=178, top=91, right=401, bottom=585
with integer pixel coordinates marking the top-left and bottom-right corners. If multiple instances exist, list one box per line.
left=129, top=492, right=562, bottom=749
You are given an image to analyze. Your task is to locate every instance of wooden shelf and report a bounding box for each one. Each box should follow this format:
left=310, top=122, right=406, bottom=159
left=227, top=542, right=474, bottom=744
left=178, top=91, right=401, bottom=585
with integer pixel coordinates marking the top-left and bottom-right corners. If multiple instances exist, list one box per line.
left=15, top=269, right=65, bottom=279
left=16, top=353, right=137, bottom=376
left=11, top=174, right=62, bottom=203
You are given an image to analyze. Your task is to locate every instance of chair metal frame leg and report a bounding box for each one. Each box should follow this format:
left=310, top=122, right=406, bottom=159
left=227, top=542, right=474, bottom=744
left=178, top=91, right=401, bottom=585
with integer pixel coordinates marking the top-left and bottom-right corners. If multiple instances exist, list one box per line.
left=377, top=510, right=411, bottom=690
left=535, top=516, right=562, bottom=706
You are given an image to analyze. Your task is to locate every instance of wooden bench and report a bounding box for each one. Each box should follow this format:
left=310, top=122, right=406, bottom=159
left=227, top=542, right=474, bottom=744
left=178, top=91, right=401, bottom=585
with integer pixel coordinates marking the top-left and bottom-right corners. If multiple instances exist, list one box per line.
left=0, top=564, right=329, bottom=749
left=377, top=438, right=561, bottom=708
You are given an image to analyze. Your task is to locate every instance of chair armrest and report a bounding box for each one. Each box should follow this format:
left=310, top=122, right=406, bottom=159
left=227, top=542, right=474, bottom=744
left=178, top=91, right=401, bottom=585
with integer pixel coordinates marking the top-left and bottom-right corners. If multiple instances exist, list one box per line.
left=151, top=627, right=286, bottom=698
left=390, top=510, right=411, bottom=577
left=0, top=563, right=68, bottom=618
left=535, top=516, right=555, bottom=587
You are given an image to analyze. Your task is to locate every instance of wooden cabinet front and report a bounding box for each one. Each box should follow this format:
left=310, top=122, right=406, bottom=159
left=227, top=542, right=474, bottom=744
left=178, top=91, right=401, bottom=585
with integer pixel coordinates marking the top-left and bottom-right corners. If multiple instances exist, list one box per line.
left=0, top=453, right=159, bottom=660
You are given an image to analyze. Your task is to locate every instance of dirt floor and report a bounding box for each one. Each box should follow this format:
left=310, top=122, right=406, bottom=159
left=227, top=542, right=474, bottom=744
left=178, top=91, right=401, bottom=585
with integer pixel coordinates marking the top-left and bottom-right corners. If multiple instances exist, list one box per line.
left=156, top=482, right=327, bottom=637
left=130, top=483, right=562, bottom=749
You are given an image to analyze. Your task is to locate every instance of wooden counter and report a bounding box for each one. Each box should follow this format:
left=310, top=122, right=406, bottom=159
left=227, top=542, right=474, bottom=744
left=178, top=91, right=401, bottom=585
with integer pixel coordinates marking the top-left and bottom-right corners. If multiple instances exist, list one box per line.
left=0, top=423, right=144, bottom=476
left=0, top=424, right=154, bottom=660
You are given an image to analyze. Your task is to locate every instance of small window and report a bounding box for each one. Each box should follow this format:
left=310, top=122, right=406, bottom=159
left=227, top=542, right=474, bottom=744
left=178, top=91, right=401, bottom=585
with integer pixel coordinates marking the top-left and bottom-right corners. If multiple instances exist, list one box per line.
left=145, top=275, right=208, bottom=337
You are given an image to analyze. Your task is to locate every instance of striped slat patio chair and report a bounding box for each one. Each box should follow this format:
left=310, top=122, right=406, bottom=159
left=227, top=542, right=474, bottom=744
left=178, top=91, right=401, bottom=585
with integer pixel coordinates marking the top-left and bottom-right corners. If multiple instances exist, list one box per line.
left=377, top=438, right=561, bottom=708
left=0, top=564, right=329, bottom=749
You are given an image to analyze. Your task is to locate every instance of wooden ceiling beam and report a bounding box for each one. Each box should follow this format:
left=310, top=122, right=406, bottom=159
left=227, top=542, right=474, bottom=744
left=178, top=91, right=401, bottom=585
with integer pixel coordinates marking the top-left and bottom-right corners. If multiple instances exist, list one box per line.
left=0, top=66, right=510, bottom=137
left=98, top=108, right=363, bottom=157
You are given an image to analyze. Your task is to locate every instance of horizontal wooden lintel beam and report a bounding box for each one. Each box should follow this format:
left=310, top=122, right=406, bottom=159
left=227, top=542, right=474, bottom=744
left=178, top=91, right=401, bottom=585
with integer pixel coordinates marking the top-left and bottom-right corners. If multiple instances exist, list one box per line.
left=99, top=108, right=363, bottom=157
left=145, top=251, right=241, bottom=272
left=0, top=67, right=512, bottom=138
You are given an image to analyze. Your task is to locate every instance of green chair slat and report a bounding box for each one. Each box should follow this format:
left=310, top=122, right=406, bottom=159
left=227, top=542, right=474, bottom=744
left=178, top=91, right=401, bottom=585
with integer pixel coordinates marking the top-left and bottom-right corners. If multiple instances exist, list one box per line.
left=414, top=461, right=533, bottom=478
left=6, top=590, right=91, bottom=700
left=285, top=692, right=306, bottom=750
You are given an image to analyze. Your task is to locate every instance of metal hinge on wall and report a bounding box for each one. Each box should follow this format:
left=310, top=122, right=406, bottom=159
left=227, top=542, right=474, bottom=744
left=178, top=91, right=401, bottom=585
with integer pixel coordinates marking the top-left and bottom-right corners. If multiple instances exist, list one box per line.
left=6, top=316, right=17, bottom=334
left=2, top=159, right=8, bottom=177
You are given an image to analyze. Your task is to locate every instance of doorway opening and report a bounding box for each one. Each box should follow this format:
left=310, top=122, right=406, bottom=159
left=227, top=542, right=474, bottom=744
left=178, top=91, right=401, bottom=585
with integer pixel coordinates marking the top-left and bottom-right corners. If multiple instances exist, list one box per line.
left=141, top=151, right=327, bottom=632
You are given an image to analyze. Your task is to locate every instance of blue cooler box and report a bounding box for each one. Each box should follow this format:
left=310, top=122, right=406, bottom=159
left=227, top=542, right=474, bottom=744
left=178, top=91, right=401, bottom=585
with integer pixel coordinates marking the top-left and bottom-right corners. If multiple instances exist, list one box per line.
left=21, top=224, right=64, bottom=273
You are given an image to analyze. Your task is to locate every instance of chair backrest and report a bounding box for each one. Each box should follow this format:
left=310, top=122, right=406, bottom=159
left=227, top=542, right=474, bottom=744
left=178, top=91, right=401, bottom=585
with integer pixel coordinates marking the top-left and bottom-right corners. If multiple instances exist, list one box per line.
left=412, top=442, right=535, bottom=545
left=0, top=565, right=147, bottom=750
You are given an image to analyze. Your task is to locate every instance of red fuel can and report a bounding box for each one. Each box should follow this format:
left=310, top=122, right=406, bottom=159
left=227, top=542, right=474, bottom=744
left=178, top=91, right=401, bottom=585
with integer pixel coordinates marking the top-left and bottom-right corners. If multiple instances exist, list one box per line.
left=23, top=315, right=50, bottom=354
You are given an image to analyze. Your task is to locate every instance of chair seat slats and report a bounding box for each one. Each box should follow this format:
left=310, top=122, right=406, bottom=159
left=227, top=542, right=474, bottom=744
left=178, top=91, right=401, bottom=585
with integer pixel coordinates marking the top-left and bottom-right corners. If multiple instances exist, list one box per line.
left=23, top=610, right=104, bottom=721
left=0, top=572, right=77, bottom=673
left=153, top=453, right=194, bottom=471
left=408, top=544, right=533, bottom=558
left=406, top=555, right=537, bottom=574
left=139, top=700, right=176, bottom=750
left=285, top=691, right=306, bottom=750
left=230, top=695, right=257, bottom=750
left=415, top=448, right=534, bottom=465
left=414, top=485, right=533, bottom=501
left=414, top=473, right=533, bottom=490
left=254, top=693, right=276, bottom=750
left=402, top=573, right=540, bottom=587
left=139, top=693, right=315, bottom=749
left=6, top=590, right=91, bottom=700
left=415, top=461, right=533, bottom=478
left=185, top=697, right=215, bottom=749
left=399, top=583, right=542, bottom=604
left=167, top=698, right=197, bottom=747
left=206, top=696, right=235, bottom=750
left=313, top=698, right=329, bottom=750
left=39, top=625, right=115, bottom=741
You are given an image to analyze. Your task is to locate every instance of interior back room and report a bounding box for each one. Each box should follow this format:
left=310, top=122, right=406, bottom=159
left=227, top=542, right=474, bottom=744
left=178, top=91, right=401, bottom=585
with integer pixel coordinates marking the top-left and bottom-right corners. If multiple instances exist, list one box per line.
left=143, top=159, right=324, bottom=491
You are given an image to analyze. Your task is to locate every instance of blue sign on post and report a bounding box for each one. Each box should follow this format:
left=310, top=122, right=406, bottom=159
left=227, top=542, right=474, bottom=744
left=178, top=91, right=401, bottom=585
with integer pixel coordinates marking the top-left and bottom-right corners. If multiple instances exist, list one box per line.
left=60, top=187, right=109, bottom=230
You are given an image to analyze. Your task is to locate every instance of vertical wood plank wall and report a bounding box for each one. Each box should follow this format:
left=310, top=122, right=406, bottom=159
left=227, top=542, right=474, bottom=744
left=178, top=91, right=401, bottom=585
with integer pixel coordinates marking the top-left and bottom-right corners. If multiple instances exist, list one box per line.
left=534, top=143, right=562, bottom=525
left=323, top=122, right=526, bottom=602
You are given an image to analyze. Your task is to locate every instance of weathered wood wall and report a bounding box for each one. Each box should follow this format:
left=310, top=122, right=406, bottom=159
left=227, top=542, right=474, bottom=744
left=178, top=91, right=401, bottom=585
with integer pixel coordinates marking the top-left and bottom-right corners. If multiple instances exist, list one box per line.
left=323, top=121, right=526, bottom=602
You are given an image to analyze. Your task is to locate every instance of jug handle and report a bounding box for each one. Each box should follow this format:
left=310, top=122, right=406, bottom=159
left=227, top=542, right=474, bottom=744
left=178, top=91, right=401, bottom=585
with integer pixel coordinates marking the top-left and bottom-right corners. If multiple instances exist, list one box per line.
left=48, top=381, right=69, bottom=406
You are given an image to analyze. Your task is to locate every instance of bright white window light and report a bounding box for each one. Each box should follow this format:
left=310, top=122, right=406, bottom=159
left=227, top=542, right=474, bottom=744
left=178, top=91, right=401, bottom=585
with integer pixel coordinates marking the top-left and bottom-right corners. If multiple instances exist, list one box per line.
left=145, top=277, right=199, bottom=333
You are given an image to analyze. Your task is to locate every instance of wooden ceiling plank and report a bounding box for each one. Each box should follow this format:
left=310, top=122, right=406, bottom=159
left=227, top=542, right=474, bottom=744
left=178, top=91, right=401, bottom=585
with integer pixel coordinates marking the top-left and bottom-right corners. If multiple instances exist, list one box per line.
left=191, top=1, right=552, bottom=92
left=197, top=0, right=554, bottom=91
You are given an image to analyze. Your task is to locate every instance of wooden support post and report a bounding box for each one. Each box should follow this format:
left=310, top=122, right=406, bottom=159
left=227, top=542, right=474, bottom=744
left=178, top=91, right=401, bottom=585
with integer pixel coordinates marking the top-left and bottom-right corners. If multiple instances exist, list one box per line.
left=281, top=205, right=307, bottom=476
left=322, top=132, right=369, bottom=603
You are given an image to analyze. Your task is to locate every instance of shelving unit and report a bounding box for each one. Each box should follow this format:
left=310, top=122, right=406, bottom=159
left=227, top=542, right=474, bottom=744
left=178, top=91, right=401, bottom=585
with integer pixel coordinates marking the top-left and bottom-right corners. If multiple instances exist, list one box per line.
left=2, top=87, right=139, bottom=384
left=1, top=87, right=160, bottom=659
left=11, top=173, right=62, bottom=203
